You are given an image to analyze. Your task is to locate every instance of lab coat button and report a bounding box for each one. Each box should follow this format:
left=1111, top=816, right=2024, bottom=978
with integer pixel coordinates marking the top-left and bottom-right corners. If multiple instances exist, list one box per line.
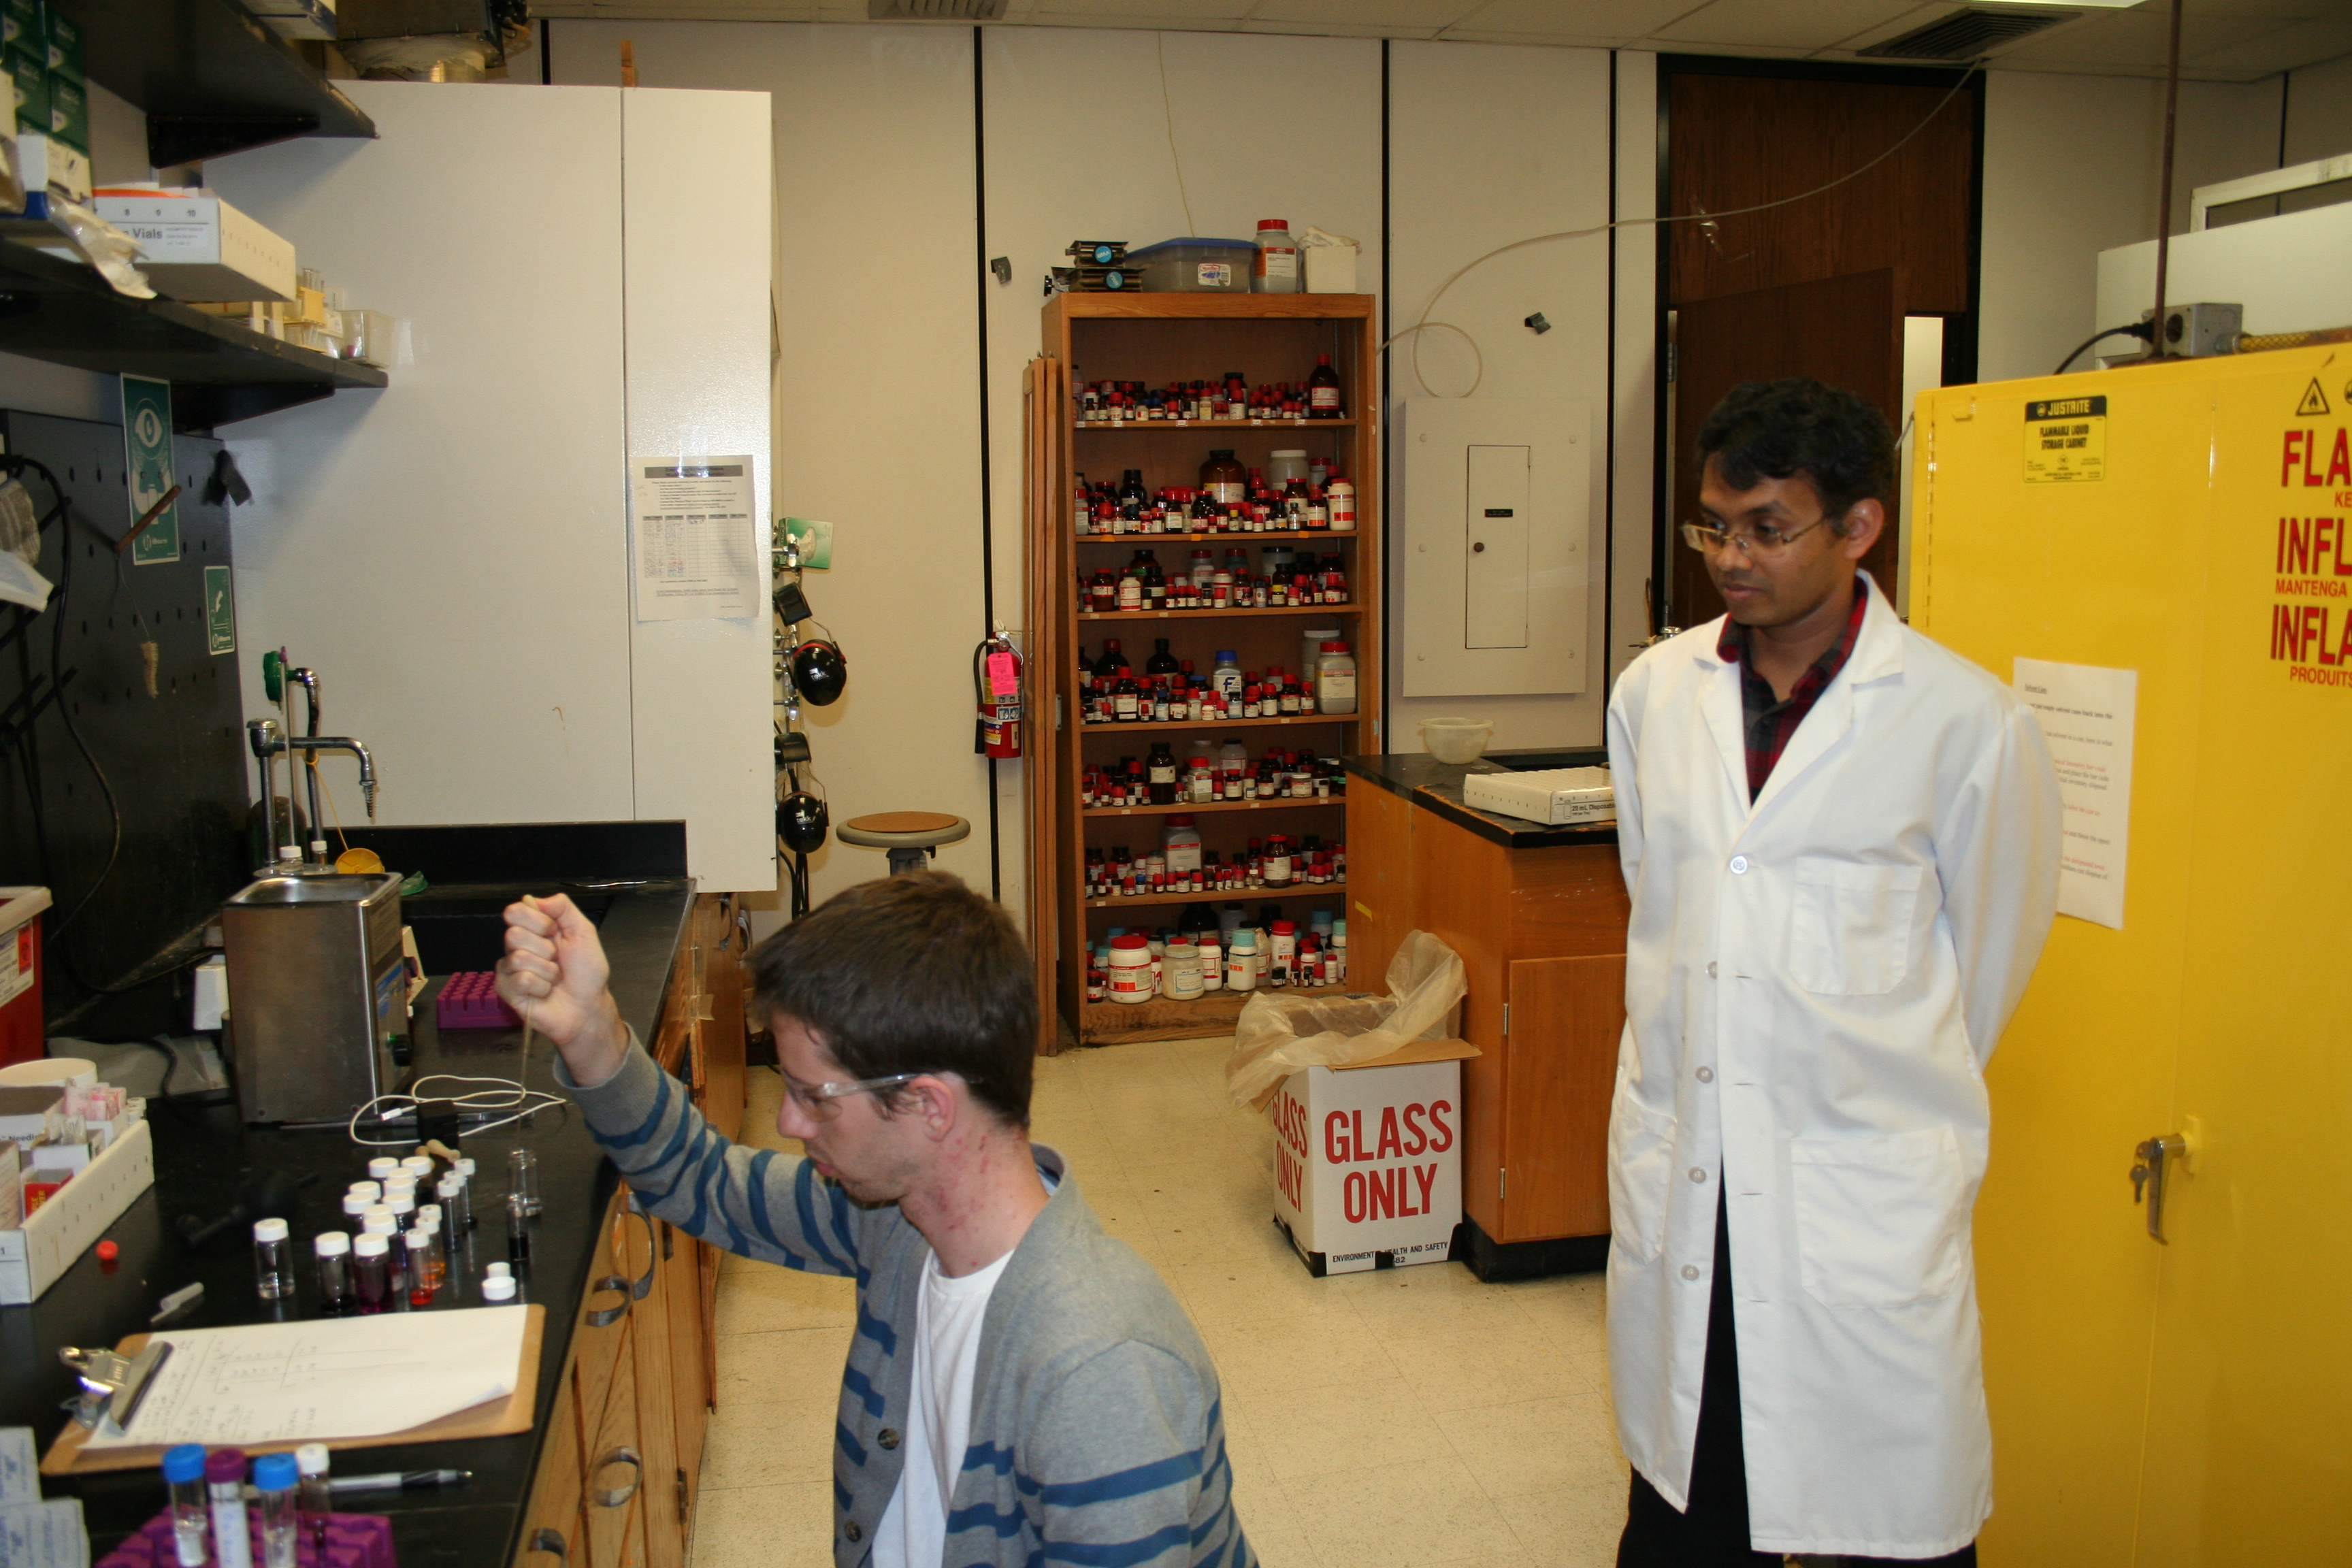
left=1695, top=1066, right=1714, bottom=1083
left=1706, top=961, right=1718, bottom=978
left=878, top=1428, right=901, bottom=1451
left=1729, top=855, right=1750, bottom=875
left=1688, top=1166, right=1707, bottom=1183
left=845, top=1523, right=864, bottom=1544
left=1681, top=1264, right=1701, bottom=1281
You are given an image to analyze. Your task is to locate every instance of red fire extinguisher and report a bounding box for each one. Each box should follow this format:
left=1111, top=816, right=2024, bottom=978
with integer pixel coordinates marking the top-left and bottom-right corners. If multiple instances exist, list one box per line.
left=974, top=630, right=1023, bottom=758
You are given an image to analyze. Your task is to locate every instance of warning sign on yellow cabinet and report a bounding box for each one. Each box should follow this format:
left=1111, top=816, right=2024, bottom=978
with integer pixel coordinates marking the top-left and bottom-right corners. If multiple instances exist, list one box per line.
left=2023, top=395, right=2107, bottom=483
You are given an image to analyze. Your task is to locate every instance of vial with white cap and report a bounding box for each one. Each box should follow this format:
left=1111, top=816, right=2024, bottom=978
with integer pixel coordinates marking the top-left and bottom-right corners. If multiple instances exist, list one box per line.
left=406, top=1230, right=436, bottom=1306
left=162, top=1444, right=209, bottom=1568
left=353, top=1232, right=391, bottom=1313
left=294, top=1444, right=332, bottom=1550
left=346, top=1181, right=380, bottom=1203
left=314, top=1231, right=353, bottom=1313
left=366, top=1157, right=398, bottom=1182
left=400, top=1155, right=435, bottom=1181
left=342, top=1192, right=374, bottom=1222
left=438, top=1174, right=471, bottom=1233
left=252, top=1218, right=293, bottom=1301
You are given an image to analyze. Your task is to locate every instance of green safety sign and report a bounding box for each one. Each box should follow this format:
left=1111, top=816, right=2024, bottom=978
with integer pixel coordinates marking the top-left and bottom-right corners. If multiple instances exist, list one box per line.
left=121, top=374, right=182, bottom=564
left=203, top=564, right=235, bottom=655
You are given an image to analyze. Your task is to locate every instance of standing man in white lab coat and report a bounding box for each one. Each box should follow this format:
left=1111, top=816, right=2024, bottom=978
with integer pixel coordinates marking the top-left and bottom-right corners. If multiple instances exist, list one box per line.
left=1605, top=378, right=2061, bottom=1566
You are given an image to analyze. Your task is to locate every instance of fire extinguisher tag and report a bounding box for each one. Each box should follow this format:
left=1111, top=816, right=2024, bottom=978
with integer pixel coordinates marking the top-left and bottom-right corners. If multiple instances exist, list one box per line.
left=986, top=651, right=1019, bottom=697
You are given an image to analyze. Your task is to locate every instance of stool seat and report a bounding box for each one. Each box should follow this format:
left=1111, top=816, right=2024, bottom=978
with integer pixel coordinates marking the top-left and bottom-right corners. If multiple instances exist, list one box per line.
left=838, top=812, right=970, bottom=849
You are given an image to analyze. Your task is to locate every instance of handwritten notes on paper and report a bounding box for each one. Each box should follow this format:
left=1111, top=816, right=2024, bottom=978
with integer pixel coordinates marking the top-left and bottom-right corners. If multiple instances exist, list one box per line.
left=2014, top=658, right=2138, bottom=930
left=80, top=1309, right=528, bottom=1451
left=630, top=456, right=760, bottom=622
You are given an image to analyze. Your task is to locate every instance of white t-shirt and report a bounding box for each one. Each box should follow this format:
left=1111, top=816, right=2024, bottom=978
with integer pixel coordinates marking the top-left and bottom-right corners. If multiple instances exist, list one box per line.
left=869, top=1247, right=1015, bottom=1568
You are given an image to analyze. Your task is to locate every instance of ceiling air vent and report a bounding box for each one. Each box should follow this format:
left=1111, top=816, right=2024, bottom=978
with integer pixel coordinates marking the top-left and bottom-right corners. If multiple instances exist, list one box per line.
left=868, top=0, right=1007, bottom=18
left=1859, top=7, right=2075, bottom=59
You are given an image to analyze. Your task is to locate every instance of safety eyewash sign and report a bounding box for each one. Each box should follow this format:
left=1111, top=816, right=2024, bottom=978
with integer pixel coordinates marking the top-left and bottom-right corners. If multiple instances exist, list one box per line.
left=2024, top=395, right=2106, bottom=484
left=2271, top=376, right=2351, bottom=690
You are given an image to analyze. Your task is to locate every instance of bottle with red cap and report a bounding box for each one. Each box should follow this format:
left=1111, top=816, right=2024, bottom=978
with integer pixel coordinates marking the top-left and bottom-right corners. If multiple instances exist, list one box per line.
left=1253, top=220, right=1300, bottom=295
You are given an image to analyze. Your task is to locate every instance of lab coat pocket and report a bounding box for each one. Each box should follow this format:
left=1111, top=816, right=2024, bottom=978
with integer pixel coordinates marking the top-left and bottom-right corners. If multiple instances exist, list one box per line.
left=1607, top=1094, right=1678, bottom=1264
left=1789, top=1126, right=1967, bottom=1309
left=1786, top=860, right=1923, bottom=995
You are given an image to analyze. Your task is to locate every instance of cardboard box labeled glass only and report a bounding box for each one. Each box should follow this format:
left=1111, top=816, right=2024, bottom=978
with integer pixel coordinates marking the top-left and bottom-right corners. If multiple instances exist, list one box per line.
left=1269, top=1037, right=1479, bottom=1275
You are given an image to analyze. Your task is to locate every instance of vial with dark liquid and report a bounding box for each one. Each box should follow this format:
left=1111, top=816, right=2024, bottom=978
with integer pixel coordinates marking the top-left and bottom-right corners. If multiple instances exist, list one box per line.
left=507, top=1192, right=531, bottom=1262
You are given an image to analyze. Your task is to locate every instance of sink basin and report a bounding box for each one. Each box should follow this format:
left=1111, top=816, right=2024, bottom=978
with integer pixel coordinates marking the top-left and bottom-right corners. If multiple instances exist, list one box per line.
left=226, top=874, right=397, bottom=906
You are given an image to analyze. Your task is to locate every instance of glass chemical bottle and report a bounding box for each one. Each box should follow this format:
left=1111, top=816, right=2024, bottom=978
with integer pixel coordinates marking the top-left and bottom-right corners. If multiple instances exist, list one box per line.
left=313, top=1231, right=353, bottom=1313
left=163, top=1444, right=210, bottom=1568
left=1199, top=448, right=1246, bottom=504
left=1308, top=353, right=1343, bottom=416
left=251, top=1218, right=293, bottom=1301
left=206, top=1450, right=254, bottom=1568
left=351, top=1232, right=391, bottom=1314
left=1145, top=638, right=1181, bottom=678
left=295, top=1445, right=332, bottom=1552
left=1146, top=743, right=1179, bottom=806
left=406, top=1230, right=436, bottom=1306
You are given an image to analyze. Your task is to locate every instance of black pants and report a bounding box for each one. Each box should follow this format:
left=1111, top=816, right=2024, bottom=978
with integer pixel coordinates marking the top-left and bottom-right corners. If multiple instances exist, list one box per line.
left=1616, top=1190, right=1976, bottom=1568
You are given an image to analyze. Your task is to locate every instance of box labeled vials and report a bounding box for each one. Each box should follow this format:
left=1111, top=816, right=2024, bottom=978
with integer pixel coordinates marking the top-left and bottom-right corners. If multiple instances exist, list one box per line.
left=92, top=187, right=298, bottom=301
left=1460, top=765, right=1614, bottom=826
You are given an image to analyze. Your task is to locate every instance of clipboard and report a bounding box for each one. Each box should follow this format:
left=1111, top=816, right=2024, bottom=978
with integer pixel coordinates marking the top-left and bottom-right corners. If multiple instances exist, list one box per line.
left=41, top=1304, right=545, bottom=1475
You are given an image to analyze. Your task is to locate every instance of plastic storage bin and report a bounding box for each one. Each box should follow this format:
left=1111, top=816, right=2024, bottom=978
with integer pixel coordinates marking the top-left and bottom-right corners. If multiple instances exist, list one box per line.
left=1131, top=238, right=1255, bottom=293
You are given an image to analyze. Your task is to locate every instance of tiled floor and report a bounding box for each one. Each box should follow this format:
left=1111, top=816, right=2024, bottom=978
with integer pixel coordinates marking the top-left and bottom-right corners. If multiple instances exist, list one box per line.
left=690, top=1036, right=1629, bottom=1568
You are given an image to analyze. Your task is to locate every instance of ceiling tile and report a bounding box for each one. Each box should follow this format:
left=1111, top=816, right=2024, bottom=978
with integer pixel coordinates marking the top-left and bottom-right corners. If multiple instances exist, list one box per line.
left=1991, top=7, right=2294, bottom=68
left=1235, top=16, right=1442, bottom=33
left=1025, top=8, right=1245, bottom=24
left=1441, top=0, right=1704, bottom=38
left=1436, top=28, right=1636, bottom=44
left=1247, top=0, right=1485, bottom=27
left=1654, top=0, right=1921, bottom=47
left=1021, top=0, right=1251, bottom=16
left=2183, top=13, right=2352, bottom=70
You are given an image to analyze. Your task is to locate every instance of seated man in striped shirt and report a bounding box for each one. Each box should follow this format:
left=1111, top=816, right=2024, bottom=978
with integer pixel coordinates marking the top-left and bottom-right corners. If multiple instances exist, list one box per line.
left=496, top=871, right=1252, bottom=1568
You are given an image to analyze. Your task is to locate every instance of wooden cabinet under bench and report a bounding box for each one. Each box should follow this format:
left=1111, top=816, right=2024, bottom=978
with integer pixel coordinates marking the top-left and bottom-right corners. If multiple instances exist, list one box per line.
left=516, top=892, right=747, bottom=1568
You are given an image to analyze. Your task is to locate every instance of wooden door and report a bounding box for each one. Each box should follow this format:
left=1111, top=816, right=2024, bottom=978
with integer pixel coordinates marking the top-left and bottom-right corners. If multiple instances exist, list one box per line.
left=513, top=1375, right=583, bottom=1568
left=1502, top=955, right=1622, bottom=1239
left=1669, top=269, right=1904, bottom=628
left=621, top=1199, right=685, bottom=1568
left=582, top=1327, right=644, bottom=1568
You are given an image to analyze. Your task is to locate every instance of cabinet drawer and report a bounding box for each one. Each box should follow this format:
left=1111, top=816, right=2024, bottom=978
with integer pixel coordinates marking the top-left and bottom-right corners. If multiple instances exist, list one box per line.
left=582, top=1328, right=643, bottom=1568
left=514, top=1375, right=584, bottom=1568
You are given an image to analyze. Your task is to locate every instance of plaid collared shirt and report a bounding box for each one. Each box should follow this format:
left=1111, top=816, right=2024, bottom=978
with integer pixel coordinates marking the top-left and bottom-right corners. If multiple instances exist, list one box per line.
left=1716, top=579, right=1869, bottom=801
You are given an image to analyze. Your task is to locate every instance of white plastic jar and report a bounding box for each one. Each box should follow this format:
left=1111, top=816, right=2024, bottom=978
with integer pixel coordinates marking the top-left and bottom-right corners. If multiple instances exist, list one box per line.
left=1267, top=450, right=1311, bottom=487
left=1164, top=943, right=1204, bottom=1000
left=1163, top=815, right=1203, bottom=873
left=1315, top=640, right=1358, bottom=715
left=1226, top=930, right=1258, bottom=992
left=1107, top=934, right=1156, bottom=1004
left=1252, top=220, right=1300, bottom=293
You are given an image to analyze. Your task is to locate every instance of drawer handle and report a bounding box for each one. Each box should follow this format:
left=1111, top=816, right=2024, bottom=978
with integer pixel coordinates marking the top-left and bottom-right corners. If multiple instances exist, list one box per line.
left=529, top=1529, right=568, bottom=1564
left=584, top=1275, right=632, bottom=1328
left=624, top=1194, right=656, bottom=1301
left=593, top=1447, right=642, bottom=1508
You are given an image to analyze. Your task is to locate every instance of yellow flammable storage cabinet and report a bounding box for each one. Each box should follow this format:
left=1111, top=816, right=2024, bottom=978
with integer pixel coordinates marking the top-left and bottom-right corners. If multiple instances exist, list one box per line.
left=1911, top=347, right=2352, bottom=1566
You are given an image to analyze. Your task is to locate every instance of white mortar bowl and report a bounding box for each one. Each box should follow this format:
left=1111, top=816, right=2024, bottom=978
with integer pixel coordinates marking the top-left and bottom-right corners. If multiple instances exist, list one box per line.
left=1420, top=718, right=1494, bottom=765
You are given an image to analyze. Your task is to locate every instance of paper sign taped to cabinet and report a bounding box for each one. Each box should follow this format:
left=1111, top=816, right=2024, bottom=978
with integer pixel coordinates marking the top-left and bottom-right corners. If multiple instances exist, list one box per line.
left=2014, top=658, right=2136, bottom=929
left=630, top=456, right=760, bottom=621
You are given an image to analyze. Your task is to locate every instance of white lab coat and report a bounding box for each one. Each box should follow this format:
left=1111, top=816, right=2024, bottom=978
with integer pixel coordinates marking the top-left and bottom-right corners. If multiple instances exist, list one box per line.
left=1602, top=576, right=2060, bottom=1558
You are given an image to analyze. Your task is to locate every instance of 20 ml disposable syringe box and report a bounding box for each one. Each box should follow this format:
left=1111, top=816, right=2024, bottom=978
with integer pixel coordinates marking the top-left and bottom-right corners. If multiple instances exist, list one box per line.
left=1268, top=1038, right=1479, bottom=1275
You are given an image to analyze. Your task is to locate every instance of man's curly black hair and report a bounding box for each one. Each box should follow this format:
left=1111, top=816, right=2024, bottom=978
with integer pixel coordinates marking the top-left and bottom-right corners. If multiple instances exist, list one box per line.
left=1696, top=378, right=1895, bottom=534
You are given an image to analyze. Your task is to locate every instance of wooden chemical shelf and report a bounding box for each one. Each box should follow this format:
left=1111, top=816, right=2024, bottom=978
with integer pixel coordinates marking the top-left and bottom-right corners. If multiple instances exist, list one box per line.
left=1080, top=713, right=1357, bottom=734
left=1073, top=418, right=1356, bottom=431
left=1079, top=604, right=1362, bottom=622
left=1077, top=529, right=1355, bottom=544
left=1083, top=796, right=1344, bottom=819
left=1086, top=879, right=1347, bottom=912
left=1025, top=293, right=1382, bottom=1054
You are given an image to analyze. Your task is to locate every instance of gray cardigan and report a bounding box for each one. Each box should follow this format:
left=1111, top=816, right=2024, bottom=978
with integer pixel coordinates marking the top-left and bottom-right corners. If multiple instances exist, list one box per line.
left=564, top=1041, right=1256, bottom=1568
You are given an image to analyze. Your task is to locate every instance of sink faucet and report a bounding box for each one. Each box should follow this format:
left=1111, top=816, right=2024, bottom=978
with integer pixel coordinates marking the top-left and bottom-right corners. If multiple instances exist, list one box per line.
left=246, top=719, right=378, bottom=868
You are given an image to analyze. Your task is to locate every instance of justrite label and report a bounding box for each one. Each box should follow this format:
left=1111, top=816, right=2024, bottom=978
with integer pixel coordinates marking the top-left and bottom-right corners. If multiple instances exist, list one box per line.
left=2024, top=395, right=2106, bottom=484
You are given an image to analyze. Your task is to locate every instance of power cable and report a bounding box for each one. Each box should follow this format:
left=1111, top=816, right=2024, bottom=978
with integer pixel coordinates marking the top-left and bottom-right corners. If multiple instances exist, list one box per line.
left=2051, top=323, right=2155, bottom=378
left=1388, top=57, right=1989, bottom=397
left=1155, top=32, right=1198, bottom=238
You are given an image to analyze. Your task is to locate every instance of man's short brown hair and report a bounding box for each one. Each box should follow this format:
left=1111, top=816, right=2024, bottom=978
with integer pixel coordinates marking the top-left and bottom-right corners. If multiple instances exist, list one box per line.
left=746, top=870, right=1037, bottom=1126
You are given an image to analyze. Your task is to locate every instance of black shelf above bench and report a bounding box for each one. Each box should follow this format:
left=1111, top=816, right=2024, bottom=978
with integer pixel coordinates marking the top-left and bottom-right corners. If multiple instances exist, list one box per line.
left=60, top=0, right=378, bottom=167
left=0, top=238, right=387, bottom=430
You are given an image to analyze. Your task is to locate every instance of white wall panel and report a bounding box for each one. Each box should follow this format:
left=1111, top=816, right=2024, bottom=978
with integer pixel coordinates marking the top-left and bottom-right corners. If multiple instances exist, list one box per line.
left=1978, top=71, right=2285, bottom=385
left=1609, top=48, right=1658, bottom=694
left=621, top=88, right=777, bottom=892
left=553, top=22, right=992, bottom=911
left=208, top=84, right=638, bottom=829
left=1388, top=39, right=1614, bottom=753
left=980, top=24, right=1384, bottom=917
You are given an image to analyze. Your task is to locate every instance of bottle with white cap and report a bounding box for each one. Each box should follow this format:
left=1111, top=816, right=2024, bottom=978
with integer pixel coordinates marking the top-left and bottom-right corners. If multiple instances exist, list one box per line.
left=481, top=1271, right=517, bottom=1303
left=347, top=1180, right=380, bottom=1203
left=314, top=1231, right=353, bottom=1313
left=294, top=1444, right=332, bottom=1551
left=352, top=1232, right=391, bottom=1313
left=252, top=1218, right=293, bottom=1301
left=405, top=1230, right=435, bottom=1305
left=366, top=1157, right=398, bottom=1183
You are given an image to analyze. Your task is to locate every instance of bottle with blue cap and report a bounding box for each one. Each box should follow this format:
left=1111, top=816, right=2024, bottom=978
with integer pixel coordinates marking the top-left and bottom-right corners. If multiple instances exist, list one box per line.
left=253, top=1453, right=300, bottom=1568
left=163, top=1443, right=210, bottom=1568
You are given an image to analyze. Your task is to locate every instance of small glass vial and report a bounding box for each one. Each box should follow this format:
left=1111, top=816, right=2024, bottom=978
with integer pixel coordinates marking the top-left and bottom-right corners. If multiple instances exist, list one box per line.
left=506, top=1192, right=532, bottom=1261
left=437, top=1174, right=471, bottom=1234
left=206, top=1448, right=253, bottom=1568
left=346, top=1180, right=380, bottom=1205
left=481, top=1272, right=518, bottom=1304
left=341, top=1192, right=373, bottom=1224
left=365, top=1157, right=398, bottom=1183
left=163, top=1443, right=210, bottom=1568
left=313, top=1231, right=353, bottom=1313
left=400, top=1154, right=435, bottom=1182
left=352, top=1232, right=391, bottom=1313
left=406, top=1230, right=436, bottom=1306
left=455, top=1159, right=480, bottom=1224
left=253, top=1452, right=299, bottom=1568
left=252, top=1218, right=293, bottom=1301
left=508, top=1148, right=541, bottom=1216
left=385, top=1190, right=416, bottom=1230
left=416, top=1216, right=447, bottom=1288
left=294, top=1444, right=332, bottom=1552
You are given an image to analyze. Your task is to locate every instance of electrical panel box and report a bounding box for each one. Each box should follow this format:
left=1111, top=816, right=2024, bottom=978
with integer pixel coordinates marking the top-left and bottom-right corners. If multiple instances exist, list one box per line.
left=1399, top=397, right=1590, bottom=697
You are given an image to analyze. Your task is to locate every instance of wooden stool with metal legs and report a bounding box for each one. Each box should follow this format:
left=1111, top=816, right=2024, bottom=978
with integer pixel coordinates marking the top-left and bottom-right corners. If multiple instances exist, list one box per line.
left=836, top=812, right=970, bottom=876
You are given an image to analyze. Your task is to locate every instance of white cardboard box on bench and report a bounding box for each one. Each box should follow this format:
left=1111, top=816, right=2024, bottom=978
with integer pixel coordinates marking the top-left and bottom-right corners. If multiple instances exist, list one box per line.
left=1269, top=1037, right=1479, bottom=1275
